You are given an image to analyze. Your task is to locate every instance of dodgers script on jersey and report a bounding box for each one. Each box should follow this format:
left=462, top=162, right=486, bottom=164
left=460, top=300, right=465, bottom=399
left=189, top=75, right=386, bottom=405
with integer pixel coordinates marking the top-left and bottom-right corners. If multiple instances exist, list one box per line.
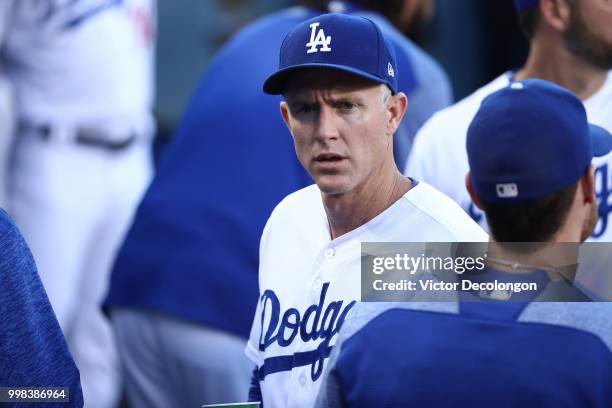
left=406, top=71, right=612, bottom=242
left=245, top=182, right=487, bottom=408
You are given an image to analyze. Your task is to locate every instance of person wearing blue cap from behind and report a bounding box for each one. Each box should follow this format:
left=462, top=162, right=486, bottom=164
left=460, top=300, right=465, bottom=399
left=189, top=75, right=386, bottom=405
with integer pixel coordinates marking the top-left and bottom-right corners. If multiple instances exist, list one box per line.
left=466, top=79, right=611, bottom=245
left=245, top=12, right=487, bottom=408
left=315, top=79, right=612, bottom=408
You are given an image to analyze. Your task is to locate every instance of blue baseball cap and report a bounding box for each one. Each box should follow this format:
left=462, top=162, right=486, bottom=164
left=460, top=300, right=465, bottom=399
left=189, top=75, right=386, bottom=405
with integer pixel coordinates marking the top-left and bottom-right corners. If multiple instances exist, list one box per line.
left=467, top=79, right=612, bottom=204
left=263, top=13, right=398, bottom=95
left=513, top=0, right=539, bottom=12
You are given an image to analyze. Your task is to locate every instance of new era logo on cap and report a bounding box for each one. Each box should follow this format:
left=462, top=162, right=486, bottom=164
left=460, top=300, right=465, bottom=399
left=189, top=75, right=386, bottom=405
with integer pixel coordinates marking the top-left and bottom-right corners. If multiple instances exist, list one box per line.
left=306, top=22, right=332, bottom=54
left=496, top=183, right=518, bottom=198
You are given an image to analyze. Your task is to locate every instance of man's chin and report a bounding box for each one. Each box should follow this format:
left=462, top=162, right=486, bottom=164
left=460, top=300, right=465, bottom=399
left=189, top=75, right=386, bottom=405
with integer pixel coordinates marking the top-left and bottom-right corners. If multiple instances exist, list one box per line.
left=314, top=176, right=353, bottom=196
left=317, top=184, right=349, bottom=196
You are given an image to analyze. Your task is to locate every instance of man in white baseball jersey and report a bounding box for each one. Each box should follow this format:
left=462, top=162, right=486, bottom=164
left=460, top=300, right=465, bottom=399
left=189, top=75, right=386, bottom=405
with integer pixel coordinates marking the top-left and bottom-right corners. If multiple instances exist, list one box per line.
left=245, top=13, right=487, bottom=408
left=2, top=1, right=155, bottom=407
left=406, top=0, right=612, bottom=242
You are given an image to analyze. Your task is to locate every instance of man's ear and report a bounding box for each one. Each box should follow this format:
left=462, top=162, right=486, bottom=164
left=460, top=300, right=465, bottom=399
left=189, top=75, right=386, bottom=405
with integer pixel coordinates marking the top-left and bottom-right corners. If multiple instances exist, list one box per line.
left=580, top=164, right=596, bottom=205
left=280, top=101, right=292, bottom=132
left=465, top=172, right=484, bottom=210
left=540, top=0, right=573, bottom=32
left=578, top=165, right=598, bottom=242
left=387, top=91, right=408, bottom=135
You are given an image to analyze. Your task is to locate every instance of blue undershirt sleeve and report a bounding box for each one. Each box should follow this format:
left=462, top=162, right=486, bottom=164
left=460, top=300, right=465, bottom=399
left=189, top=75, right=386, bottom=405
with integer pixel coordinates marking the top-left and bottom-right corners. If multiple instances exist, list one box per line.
left=247, top=367, right=263, bottom=406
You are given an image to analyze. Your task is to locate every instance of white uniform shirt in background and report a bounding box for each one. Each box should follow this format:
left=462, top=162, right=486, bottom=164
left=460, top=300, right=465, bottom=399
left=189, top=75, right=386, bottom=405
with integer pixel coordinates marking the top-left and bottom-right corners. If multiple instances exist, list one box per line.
left=3, top=0, right=154, bottom=125
left=0, top=1, right=14, bottom=208
left=2, top=2, right=156, bottom=407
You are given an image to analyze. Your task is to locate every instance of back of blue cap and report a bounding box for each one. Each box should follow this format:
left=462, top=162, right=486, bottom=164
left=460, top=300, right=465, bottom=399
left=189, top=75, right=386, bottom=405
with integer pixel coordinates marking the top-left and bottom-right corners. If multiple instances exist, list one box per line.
left=467, top=80, right=595, bottom=204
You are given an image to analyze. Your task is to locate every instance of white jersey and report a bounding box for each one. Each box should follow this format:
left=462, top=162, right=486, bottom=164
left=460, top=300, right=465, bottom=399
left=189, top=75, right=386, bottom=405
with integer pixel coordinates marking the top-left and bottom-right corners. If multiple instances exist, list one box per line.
left=246, top=181, right=487, bottom=408
left=0, top=1, right=14, bottom=208
left=2, top=0, right=154, bottom=124
left=406, top=71, right=612, bottom=242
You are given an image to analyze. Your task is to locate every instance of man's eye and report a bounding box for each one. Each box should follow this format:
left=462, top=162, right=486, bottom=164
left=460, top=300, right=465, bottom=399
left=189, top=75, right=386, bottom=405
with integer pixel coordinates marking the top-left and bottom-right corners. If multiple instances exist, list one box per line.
left=338, top=102, right=356, bottom=110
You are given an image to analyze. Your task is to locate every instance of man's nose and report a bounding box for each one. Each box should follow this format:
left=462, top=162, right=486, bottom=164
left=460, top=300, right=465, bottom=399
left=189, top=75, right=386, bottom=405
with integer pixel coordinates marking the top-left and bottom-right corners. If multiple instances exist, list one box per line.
left=315, top=106, right=340, bottom=143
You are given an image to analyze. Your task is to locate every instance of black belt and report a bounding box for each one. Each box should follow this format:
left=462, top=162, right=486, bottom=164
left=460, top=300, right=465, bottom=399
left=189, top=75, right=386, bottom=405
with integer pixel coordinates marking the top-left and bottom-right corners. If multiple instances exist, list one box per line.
left=24, top=123, right=137, bottom=151
left=74, top=132, right=136, bottom=150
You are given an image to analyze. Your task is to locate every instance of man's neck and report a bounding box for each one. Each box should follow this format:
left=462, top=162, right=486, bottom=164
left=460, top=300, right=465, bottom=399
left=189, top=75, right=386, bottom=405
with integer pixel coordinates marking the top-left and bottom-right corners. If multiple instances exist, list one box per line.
left=514, top=36, right=608, bottom=100
left=486, top=239, right=580, bottom=281
left=322, top=158, right=411, bottom=240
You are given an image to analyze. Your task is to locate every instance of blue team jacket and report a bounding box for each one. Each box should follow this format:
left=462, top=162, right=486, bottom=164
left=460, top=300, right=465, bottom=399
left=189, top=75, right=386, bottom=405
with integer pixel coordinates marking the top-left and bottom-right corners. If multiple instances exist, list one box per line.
left=0, top=209, right=83, bottom=407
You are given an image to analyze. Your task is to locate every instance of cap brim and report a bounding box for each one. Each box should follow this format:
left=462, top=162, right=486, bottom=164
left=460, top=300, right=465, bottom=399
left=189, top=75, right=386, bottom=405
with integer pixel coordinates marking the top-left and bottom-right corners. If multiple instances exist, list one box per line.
left=589, top=124, right=612, bottom=157
left=263, top=63, right=391, bottom=95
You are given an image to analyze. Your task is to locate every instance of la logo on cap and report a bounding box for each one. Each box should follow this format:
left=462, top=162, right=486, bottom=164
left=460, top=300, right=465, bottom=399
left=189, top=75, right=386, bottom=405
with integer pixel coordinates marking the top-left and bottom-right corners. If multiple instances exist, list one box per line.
left=496, top=183, right=518, bottom=198
left=306, top=22, right=332, bottom=54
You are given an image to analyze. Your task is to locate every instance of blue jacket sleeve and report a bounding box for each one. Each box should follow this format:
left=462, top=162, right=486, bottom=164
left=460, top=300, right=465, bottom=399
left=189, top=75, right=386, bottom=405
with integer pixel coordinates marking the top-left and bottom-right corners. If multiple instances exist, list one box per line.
left=248, top=367, right=263, bottom=406
left=0, top=211, right=83, bottom=407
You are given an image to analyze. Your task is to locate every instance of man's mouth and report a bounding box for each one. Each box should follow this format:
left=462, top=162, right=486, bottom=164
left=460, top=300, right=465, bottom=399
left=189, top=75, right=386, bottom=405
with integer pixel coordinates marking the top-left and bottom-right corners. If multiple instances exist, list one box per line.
left=314, top=153, right=346, bottom=162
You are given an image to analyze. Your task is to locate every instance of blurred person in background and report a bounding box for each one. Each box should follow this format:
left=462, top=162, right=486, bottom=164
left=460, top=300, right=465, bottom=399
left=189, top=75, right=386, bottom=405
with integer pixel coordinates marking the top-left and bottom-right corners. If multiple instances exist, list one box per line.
left=104, top=0, right=449, bottom=406
left=1, top=1, right=156, bottom=407
left=0, top=77, right=14, bottom=208
left=405, top=0, right=612, bottom=299
left=0, top=1, right=14, bottom=209
left=407, top=0, right=612, bottom=240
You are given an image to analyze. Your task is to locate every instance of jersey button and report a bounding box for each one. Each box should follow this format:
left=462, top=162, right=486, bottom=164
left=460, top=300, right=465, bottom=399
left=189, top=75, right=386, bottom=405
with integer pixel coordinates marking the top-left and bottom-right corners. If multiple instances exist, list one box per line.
left=324, top=248, right=335, bottom=258
left=314, top=277, right=323, bottom=289
left=299, top=373, right=307, bottom=386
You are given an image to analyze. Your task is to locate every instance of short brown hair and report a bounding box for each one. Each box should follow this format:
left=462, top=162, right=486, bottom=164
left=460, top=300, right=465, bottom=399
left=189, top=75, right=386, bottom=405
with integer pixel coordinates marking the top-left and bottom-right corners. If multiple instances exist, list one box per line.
left=517, top=6, right=541, bottom=40
left=480, top=181, right=578, bottom=242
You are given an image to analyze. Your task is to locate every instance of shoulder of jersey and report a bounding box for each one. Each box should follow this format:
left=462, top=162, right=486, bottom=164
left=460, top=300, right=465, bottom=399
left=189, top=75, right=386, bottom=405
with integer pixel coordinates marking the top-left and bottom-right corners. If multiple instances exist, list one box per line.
left=416, top=74, right=511, bottom=144
left=336, top=301, right=459, bottom=346
left=521, top=303, right=612, bottom=352
left=406, top=182, right=488, bottom=241
left=267, top=184, right=321, bottom=222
